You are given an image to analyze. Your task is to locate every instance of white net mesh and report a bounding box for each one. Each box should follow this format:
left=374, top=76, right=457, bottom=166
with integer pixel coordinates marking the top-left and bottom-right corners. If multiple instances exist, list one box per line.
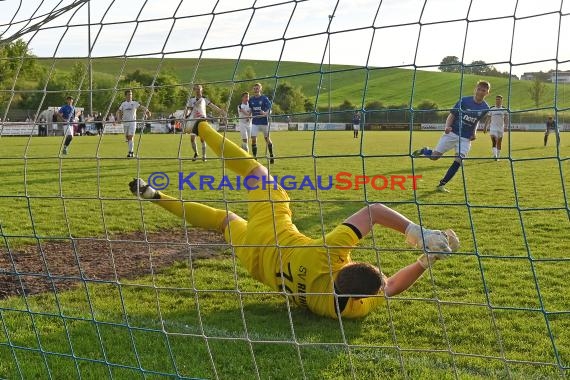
left=1, top=0, right=569, bottom=378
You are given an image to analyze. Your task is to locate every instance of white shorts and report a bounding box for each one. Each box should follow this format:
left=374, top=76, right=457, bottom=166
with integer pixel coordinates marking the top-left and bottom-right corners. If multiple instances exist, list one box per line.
left=251, top=124, right=269, bottom=137
left=435, top=132, right=471, bottom=158
left=123, top=122, right=136, bottom=136
left=239, top=124, right=251, bottom=140
left=353, top=123, right=359, bottom=130
left=63, top=124, right=73, bottom=136
left=489, top=128, right=503, bottom=138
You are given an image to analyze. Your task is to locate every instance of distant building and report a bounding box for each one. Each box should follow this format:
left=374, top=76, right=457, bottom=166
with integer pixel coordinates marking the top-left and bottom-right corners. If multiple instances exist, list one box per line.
left=550, top=71, right=570, bottom=83
left=521, top=72, right=535, bottom=81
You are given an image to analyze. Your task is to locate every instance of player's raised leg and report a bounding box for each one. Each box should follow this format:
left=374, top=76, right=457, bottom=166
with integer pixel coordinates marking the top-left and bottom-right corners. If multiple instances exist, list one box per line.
left=193, top=121, right=261, bottom=177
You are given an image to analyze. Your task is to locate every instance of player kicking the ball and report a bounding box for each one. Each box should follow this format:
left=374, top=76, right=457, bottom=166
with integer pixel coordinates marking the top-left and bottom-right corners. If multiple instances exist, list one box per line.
left=129, top=120, right=460, bottom=319
left=413, top=80, right=491, bottom=193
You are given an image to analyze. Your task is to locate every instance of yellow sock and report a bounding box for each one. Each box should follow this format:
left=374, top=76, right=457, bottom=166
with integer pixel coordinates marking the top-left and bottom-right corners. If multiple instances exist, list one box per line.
left=153, top=193, right=227, bottom=231
left=197, top=121, right=261, bottom=177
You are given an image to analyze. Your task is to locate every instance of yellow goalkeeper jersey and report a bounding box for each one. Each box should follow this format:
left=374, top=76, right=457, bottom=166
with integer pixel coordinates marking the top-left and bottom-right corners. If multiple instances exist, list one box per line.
left=224, top=186, right=384, bottom=319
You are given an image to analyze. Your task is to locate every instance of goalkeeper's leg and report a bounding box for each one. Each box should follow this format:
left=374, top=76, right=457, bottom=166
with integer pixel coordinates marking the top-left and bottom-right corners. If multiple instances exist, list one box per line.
left=129, top=178, right=230, bottom=231
left=194, top=121, right=261, bottom=177
left=155, top=194, right=228, bottom=231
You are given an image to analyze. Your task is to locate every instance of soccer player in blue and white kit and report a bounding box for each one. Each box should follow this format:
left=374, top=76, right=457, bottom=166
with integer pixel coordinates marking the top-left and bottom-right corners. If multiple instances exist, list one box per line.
left=353, top=111, right=361, bottom=138
left=58, top=96, right=76, bottom=155
left=413, top=80, right=491, bottom=193
left=248, top=83, right=274, bottom=163
left=544, top=116, right=559, bottom=147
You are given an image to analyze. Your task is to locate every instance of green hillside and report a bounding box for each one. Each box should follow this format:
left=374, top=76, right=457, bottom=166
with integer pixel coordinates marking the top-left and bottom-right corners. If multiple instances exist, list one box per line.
left=38, top=57, right=569, bottom=114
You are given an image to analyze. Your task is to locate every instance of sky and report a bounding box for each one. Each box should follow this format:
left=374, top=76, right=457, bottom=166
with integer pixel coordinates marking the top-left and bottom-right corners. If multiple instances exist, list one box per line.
left=0, top=0, right=569, bottom=78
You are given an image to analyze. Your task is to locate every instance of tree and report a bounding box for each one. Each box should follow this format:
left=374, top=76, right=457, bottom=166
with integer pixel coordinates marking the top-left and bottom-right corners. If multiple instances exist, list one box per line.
left=364, top=100, right=385, bottom=110
left=271, top=82, right=306, bottom=114
left=528, top=78, right=546, bottom=108
left=338, top=99, right=355, bottom=110
left=227, top=67, right=259, bottom=118
left=304, top=98, right=315, bottom=112
left=415, top=100, right=439, bottom=123
left=415, top=100, right=438, bottom=110
left=362, top=100, right=385, bottom=123
left=336, top=100, right=356, bottom=122
left=61, top=61, right=88, bottom=95
left=0, top=39, right=44, bottom=108
left=0, top=39, right=42, bottom=82
left=439, top=56, right=462, bottom=73
left=117, top=70, right=191, bottom=113
left=238, top=66, right=257, bottom=81
left=465, top=60, right=491, bottom=75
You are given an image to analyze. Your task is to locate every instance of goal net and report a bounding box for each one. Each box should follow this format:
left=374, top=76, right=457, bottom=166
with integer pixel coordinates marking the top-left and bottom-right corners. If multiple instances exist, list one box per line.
left=0, top=0, right=569, bottom=378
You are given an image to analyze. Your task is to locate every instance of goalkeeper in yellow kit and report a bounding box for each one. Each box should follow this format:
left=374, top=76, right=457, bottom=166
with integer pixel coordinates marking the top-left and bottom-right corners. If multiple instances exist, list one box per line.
left=129, top=121, right=459, bottom=319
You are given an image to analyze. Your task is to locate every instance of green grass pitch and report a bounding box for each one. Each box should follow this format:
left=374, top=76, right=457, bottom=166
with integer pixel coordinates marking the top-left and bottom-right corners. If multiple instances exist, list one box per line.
left=0, top=130, right=568, bottom=379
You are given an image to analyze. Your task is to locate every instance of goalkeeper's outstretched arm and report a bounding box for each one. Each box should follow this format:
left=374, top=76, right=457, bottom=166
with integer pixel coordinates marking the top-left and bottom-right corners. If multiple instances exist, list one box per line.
left=383, top=261, right=427, bottom=297
left=343, top=203, right=459, bottom=297
left=343, top=203, right=457, bottom=252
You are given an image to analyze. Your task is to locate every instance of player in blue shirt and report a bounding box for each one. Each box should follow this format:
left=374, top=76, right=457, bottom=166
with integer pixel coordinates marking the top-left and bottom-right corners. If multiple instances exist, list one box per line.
left=544, top=116, right=559, bottom=147
left=248, top=83, right=274, bottom=163
left=412, top=80, right=491, bottom=193
left=58, top=96, right=76, bottom=155
left=353, top=111, right=361, bottom=138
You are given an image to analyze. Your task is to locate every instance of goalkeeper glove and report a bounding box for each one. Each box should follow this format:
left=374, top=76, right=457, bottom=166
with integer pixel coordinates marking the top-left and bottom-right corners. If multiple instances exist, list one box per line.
left=129, top=178, right=158, bottom=199
left=405, top=224, right=460, bottom=269
left=417, top=230, right=459, bottom=268
left=405, top=224, right=459, bottom=252
left=417, top=252, right=447, bottom=269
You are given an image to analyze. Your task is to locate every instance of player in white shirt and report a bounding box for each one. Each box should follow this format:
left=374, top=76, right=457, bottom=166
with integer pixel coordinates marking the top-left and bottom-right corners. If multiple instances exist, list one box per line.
left=237, top=92, right=252, bottom=152
left=116, top=89, right=151, bottom=158
left=184, top=84, right=226, bottom=161
left=483, top=95, right=509, bottom=161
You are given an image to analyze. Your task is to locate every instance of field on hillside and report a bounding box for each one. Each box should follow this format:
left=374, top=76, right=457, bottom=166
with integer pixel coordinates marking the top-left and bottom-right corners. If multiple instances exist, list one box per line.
left=37, top=58, right=570, bottom=116
left=0, top=130, right=569, bottom=379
